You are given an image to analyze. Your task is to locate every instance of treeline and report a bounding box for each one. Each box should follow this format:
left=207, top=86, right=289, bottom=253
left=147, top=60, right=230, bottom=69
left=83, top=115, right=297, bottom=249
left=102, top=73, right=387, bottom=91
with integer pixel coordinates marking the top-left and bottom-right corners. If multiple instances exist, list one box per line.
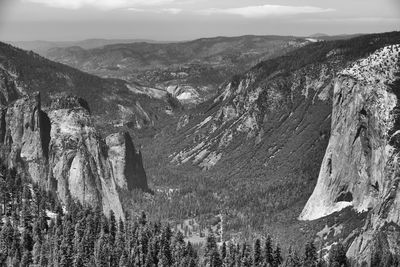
left=0, top=166, right=198, bottom=266
left=0, top=164, right=392, bottom=267
left=0, top=164, right=351, bottom=267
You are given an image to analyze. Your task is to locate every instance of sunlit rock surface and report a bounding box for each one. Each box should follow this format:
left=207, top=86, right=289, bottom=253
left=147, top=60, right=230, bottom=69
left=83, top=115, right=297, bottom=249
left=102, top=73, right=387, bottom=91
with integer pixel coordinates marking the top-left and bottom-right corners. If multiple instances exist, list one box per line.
left=0, top=94, right=148, bottom=219
left=299, top=45, right=400, bottom=263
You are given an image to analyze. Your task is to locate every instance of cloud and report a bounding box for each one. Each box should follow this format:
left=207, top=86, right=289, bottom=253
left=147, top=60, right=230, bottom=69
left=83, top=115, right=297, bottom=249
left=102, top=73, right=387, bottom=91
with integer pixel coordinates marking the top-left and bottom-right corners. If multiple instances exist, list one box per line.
left=200, top=4, right=334, bottom=18
left=162, top=8, right=182, bottom=14
left=307, top=17, right=400, bottom=23
left=23, top=0, right=175, bottom=9
left=127, top=7, right=182, bottom=14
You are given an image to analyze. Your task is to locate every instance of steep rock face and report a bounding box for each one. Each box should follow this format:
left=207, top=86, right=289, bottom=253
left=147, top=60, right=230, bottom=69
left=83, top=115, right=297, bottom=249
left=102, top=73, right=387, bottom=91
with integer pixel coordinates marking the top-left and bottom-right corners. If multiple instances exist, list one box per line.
left=0, top=66, right=25, bottom=106
left=1, top=93, right=49, bottom=186
left=171, top=59, right=336, bottom=170
left=0, top=94, right=148, bottom=219
left=106, top=132, right=148, bottom=190
left=161, top=40, right=338, bottom=248
left=299, top=45, right=400, bottom=263
left=149, top=32, right=400, bottom=250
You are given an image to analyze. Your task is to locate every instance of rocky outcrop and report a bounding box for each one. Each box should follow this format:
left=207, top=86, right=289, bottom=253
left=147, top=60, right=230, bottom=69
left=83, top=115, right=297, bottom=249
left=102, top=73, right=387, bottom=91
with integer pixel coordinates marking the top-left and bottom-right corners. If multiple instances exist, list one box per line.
left=106, top=132, right=148, bottom=190
left=0, top=93, right=148, bottom=219
left=0, top=66, right=25, bottom=106
left=299, top=45, right=400, bottom=264
left=1, top=93, right=48, bottom=185
left=171, top=59, right=336, bottom=169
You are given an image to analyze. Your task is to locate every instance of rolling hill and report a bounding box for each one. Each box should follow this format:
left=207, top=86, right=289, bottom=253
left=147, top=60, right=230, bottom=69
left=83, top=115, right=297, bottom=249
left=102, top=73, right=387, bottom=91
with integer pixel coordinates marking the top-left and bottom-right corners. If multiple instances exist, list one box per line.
left=0, top=41, right=176, bottom=134
left=44, top=35, right=311, bottom=105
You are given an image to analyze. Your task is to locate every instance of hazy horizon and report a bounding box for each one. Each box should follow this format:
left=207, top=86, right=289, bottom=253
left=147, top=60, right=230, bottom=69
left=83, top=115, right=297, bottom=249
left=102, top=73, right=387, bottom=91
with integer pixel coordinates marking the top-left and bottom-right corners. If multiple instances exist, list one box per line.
left=0, top=0, right=399, bottom=42
left=5, top=33, right=371, bottom=44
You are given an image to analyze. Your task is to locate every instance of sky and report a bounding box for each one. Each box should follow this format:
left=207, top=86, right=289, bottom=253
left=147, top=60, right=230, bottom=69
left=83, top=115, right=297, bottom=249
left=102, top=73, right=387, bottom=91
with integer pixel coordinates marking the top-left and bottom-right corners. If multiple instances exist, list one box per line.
left=0, top=0, right=399, bottom=41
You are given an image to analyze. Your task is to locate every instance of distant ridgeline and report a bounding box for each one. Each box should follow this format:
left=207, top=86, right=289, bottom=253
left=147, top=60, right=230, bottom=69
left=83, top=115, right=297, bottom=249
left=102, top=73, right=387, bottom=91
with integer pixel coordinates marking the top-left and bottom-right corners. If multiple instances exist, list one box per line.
left=0, top=41, right=175, bottom=132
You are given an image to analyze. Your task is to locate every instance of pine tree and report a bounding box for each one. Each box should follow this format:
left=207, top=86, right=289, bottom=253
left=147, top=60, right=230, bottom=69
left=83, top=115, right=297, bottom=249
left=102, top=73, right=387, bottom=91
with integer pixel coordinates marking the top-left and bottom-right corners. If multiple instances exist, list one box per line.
left=235, top=243, right=241, bottom=267
left=264, top=235, right=274, bottom=266
left=221, top=242, right=227, bottom=263
left=145, top=246, right=155, bottom=267
left=114, top=219, right=126, bottom=266
left=240, top=243, right=251, bottom=267
left=21, top=228, right=34, bottom=253
left=39, top=206, right=49, bottom=232
left=21, top=203, right=32, bottom=230
left=224, top=243, right=236, bottom=267
left=119, top=250, right=129, bottom=267
left=82, top=213, right=97, bottom=258
left=149, top=237, right=161, bottom=267
left=273, top=245, right=282, bottom=267
left=11, top=228, right=21, bottom=264
left=184, top=241, right=197, bottom=267
left=0, top=171, right=9, bottom=216
left=253, top=239, right=262, bottom=267
left=285, top=246, right=301, bottom=267
left=328, top=243, right=348, bottom=267
left=187, top=257, right=197, bottom=267
left=139, top=211, right=147, bottom=226
left=39, top=238, right=49, bottom=267
left=33, top=221, right=43, bottom=245
left=94, top=231, right=111, bottom=267
left=303, top=241, right=318, bottom=267
left=204, top=230, right=222, bottom=267
left=109, top=210, right=117, bottom=245
left=72, top=219, right=85, bottom=255
left=59, top=235, right=73, bottom=267
left=158, top=225, right=173, bottom=267
left=32, top=241, right=41, bottom=265
left=11, top=256, right=20, bottom=267
left=172, top=231, right=185, bottom=266
left=20, top=250, right=32, bottom=267
left=73, top=241, right=85, bottom=267
left=101, top=214, right=109, bottom=235
left=0, top=218, right=14, bottom=257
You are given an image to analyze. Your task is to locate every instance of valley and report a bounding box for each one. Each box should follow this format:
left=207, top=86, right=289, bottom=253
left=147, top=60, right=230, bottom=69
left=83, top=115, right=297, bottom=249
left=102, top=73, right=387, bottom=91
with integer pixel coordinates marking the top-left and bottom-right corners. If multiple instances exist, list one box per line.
left=139, top=32, right=400, bottom=256
left=36, top=36, right=311, bottom=105
left=1, top=31, right=400, bottom=266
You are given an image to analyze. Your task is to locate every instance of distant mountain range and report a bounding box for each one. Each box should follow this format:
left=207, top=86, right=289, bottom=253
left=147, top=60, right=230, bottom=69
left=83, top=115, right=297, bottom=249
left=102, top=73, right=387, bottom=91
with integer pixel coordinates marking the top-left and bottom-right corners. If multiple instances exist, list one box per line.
left=308, top=33, right=364, bottom=40
left=9, top=38, right=169, bottom=55
left=13, top=34, right=366, bottom=106
left=0, top=41, right=175, bottom=134
left=39, top=35, right=311, bottom=105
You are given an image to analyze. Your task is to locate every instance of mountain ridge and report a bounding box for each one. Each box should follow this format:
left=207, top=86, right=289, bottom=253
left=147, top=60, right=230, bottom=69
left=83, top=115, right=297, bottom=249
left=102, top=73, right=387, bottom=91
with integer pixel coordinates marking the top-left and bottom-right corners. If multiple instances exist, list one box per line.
left=0, top=41, right=177, bottom=134
left=43, top=35, right=311, bottom=105
left=138, top=32, right=400, bottom=257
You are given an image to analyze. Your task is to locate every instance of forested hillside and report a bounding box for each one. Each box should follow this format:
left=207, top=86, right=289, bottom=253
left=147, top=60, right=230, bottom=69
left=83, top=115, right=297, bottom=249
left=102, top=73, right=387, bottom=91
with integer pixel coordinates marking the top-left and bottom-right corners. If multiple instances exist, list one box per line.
left=0, top=162, right=360, bottom=267
left=0, top=41, right=174, bottom=131
left=138, top=31, right=400, bottom=252
left=44, top=35, right=310, bottom=105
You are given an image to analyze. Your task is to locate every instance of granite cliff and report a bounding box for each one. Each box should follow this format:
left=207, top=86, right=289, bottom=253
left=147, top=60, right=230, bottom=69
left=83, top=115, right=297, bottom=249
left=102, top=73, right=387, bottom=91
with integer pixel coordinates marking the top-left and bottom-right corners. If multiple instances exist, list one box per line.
left=141, top=32, right=400, bottom=253
left=300, top=44, right=400, bottom=264
left=0, top=93, right=148, bottom=219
